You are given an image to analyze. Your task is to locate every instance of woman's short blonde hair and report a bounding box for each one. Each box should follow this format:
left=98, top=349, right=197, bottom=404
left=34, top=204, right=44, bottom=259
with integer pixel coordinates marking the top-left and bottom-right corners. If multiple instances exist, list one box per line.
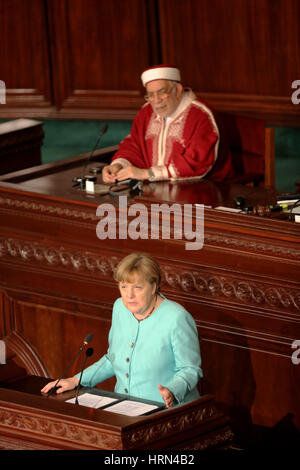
left=114, top=253, right=161, bottom=292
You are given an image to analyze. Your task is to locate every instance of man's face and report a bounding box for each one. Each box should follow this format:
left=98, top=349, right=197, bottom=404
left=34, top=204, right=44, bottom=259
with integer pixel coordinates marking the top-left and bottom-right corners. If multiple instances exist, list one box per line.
left=145, top=79, right=183, bottom=117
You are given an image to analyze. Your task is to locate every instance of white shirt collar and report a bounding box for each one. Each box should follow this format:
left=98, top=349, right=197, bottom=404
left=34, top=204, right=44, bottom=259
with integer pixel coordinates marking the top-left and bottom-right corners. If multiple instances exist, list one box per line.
left=165, top=88, right=195, bottom=122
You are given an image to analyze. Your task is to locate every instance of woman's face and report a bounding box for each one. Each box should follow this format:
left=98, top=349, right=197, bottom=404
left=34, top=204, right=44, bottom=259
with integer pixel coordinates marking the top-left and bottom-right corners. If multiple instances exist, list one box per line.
left=119, top=274, right=156, bottom=316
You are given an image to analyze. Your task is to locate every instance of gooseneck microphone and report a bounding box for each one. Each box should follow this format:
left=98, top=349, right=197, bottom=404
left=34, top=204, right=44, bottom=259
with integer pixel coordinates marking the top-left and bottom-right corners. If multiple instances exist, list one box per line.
left=80, top=123, right=109, bottom=190
left=75, top=347, right=94, bottom=405
left=47, top=333, right=93, bottom=397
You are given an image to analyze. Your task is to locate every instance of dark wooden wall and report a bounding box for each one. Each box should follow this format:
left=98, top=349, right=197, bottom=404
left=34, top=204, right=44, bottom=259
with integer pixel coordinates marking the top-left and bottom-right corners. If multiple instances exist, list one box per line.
left=0, top=0, right=299, bottom=125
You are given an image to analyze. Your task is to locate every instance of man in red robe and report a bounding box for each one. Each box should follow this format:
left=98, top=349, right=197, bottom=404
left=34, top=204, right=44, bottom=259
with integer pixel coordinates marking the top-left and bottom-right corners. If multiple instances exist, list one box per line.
left=102, top=65, right=234, bottom=184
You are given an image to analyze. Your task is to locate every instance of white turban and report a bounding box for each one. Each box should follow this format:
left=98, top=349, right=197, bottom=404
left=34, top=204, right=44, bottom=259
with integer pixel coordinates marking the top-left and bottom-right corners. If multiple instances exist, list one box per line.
left=141, top=65, right=181, bottom=87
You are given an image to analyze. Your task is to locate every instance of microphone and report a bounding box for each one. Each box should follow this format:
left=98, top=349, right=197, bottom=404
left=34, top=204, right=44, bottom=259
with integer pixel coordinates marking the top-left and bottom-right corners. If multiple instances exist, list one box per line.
left=233, top=196, right=245, bottom=209
left=233, top=196, right=252, bottom=212
left=47, top=333, right=93, bottom=397
left=115, top=178, right=138, bottom=186
left=75, top=347, right=94, bottom=405
left=109, top=178, right=143, bottom=196
left=79, top=123, right=109, bottom=190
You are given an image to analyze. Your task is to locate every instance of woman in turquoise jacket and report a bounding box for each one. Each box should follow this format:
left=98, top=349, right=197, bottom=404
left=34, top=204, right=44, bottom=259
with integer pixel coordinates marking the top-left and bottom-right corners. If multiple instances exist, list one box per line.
left=42, top=253, right=203, bottom=408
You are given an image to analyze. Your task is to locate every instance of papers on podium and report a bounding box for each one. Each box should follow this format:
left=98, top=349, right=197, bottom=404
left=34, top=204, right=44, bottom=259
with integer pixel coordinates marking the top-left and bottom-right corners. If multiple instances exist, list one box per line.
left=66, top=392, right=162, bottom=416
left=66, top=393, right=118, bottom=408
left=102, top=399, right=159, bottom=417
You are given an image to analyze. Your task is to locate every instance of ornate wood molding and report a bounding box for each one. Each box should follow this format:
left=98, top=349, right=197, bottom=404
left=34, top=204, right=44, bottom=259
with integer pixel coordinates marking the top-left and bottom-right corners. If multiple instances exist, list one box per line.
left=122, top=401, right=224, bottom=449
left=163, top=267, right=300, bottom=313
left=204, top=232, right=300, bottom=260
left=0, top=236, right=299, bottom=314
left=0, top=385, right=232, bottom=450
left=0, top=195, right=299, bottom=260
left=4, top=331, right=49, bottom=377
left=178, top=428, right=234, bottom=451
left=0, top=406, right=120, bottom=450
left=0, top=237, right=118, bottom=274
left=0, top=196, right=98, bottom=222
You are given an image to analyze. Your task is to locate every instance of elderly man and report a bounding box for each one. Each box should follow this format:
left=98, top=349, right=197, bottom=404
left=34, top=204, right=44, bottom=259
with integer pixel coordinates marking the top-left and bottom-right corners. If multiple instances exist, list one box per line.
left=102, top=65, right=234, bottom=183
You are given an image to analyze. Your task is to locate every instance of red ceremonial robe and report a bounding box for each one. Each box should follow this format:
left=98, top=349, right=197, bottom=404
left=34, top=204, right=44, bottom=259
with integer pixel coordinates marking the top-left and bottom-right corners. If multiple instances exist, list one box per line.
left=112, top=89, right=234, bottom=182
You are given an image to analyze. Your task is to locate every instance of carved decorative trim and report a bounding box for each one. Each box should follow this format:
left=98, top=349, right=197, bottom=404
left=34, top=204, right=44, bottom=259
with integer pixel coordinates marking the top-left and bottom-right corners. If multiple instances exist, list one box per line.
left=0, top=236, right=299, bottom=312
left=163, top=267, right=300, bottom=312
left=0, top=196, right=98, bottom=222
left=122, top=403, right=220, bottom=448
left=178, top=428, right=234, bottom=451
left=0, top=434, right=57, bottom=450
left=0, top=407, right=120, bottom=450
left=205, top=233, right=300, bottom=260
left=0, top=196, right=299, bottom=259
left=0, top=237, right=118, bottom=274
left=0, top=403, right=231, bottom=450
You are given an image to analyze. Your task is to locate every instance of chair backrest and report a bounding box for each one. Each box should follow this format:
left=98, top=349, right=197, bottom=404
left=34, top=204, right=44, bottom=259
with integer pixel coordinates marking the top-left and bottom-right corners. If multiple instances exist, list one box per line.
left=218, top=112, right=275, bottom=188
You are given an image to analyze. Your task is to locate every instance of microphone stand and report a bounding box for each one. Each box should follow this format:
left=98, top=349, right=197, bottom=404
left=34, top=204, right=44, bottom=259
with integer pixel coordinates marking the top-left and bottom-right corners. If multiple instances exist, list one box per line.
left=75, top=347, right=94, bottom=405
left=80, top=123, right=108, bottom=190
left=47, top=333, right=93, bottom=398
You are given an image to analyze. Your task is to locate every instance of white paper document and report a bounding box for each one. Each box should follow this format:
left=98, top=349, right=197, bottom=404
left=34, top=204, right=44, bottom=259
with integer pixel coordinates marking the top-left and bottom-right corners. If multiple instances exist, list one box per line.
left=276, top=199, right=299, bottom=205
left=66, top=393, right=118, bottom=408
left=214, top=206, right=242, bottom=213
left=103, top=400, right=159, bottom=417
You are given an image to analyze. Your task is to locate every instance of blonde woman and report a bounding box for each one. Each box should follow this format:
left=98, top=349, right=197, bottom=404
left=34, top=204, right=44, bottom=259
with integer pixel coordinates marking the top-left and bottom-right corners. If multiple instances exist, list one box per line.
left=42, top=253, right=202, bottom=408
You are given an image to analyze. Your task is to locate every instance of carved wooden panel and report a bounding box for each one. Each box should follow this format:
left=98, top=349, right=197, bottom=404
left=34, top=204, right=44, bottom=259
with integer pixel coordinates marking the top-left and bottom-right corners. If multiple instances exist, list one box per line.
left=0, top=163, right=299, bottom=445
left=158, top=0, right=300, bottom=125
left=0, top=0, right=52, bottom=112
left=0, top=235, right=299, bottom=318
left=46, top=0, right=154, bottom=118
left=0, top=0, right=299, bottom=124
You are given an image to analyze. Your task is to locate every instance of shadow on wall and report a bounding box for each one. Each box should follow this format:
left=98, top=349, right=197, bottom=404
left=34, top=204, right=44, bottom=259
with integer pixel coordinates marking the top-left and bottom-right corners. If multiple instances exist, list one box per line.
left=249, top=413, right=300, bottom=452
left=201, top=308, right=300, bottom=451
left=200, top=311, right=256, bottom=450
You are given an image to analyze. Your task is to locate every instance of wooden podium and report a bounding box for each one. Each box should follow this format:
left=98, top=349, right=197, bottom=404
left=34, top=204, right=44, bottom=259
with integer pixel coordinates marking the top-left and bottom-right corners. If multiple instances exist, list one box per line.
left=0, top=147, right=299, bottom=449
left=0, top=376, right=232, bottom=450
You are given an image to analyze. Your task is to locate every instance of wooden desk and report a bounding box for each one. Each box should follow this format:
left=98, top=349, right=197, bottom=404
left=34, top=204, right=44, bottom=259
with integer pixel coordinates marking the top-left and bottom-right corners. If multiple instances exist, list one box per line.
left=0, top=119, right=44, bottom=174
left=0, top=150, right=299, bottom=449
left=0, top=376, right=231, bottom=450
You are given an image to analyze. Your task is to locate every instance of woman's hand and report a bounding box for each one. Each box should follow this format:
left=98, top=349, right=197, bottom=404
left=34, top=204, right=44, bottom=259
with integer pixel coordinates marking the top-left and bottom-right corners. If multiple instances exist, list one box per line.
left=41, top=377, right=79, bottom=395
left=158, top=384, right=174, bottom=408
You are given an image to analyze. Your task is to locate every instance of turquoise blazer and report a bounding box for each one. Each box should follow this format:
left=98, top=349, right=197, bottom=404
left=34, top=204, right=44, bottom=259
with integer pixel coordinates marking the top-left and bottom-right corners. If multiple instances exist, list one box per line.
left=77, top=297, right=203, bottom=405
